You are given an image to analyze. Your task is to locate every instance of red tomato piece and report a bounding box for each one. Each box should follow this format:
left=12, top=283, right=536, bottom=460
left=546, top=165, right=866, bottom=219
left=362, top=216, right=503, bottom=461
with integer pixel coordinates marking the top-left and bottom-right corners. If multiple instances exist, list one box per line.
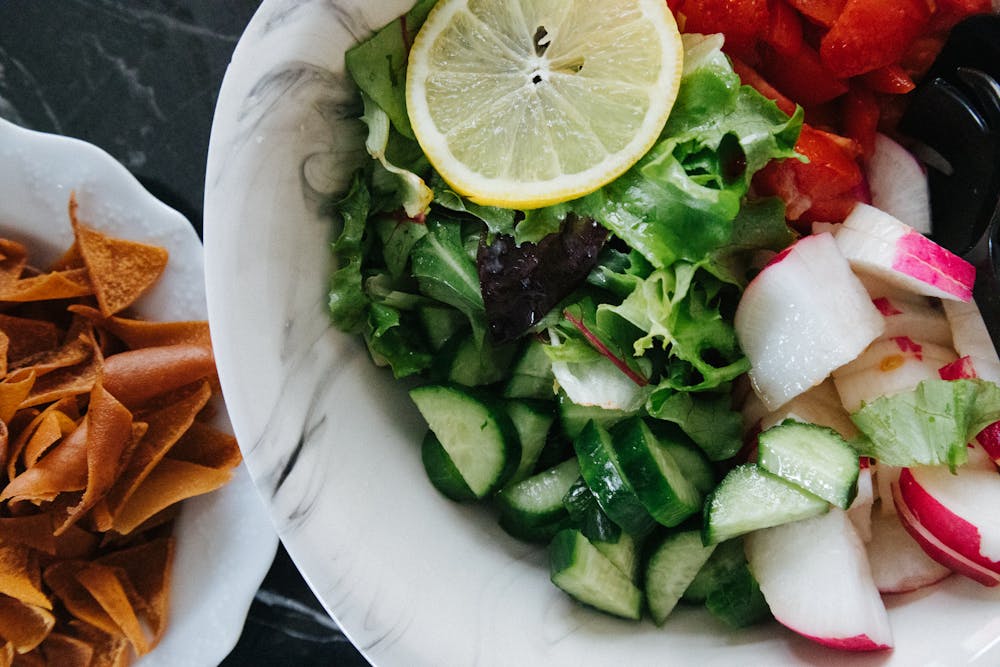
left=842, top=85, right=880, bottom=159
left=730, top=57, right=798, bottom=116
left=764, top=0, right=804, bottom=57
left=859, top=64, right=916, bottom=95
left=759, top=44, right=849, bottom=107
left=785, top=0, right=846, bottom=26
left=753, top=125, right=864, bottom=228
left=932, top=0, right=992, bottom=30
left=681, top=0, right=769, bottom=58
left=820, top=0, right=931, bottom=78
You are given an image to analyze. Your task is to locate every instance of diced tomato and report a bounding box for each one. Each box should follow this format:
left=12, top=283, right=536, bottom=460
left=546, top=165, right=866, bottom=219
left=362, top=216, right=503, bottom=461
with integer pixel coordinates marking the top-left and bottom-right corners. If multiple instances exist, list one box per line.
left=763, top=0, right=804, bottom=57
left=820, top=0, right=932, bottom=78
left=785, top=0, right=846, bottom=26
left=680, top=0, right=770, bottom=59
left=859, top=64, right=916, bottom=94
left=899, top=33, right=946, bottom=80
left=932, top=0, right=992, bottom=31
left=842, top=84, right=880, bottom=159
left=759, top=43, right=849, bottom=107
left=729, top=57, right=797, bottom=116
left=753, top=124, right=864, bottom=229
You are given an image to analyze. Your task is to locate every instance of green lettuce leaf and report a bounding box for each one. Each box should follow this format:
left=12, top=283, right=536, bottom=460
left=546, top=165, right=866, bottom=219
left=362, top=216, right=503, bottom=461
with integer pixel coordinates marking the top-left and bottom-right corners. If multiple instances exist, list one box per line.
left=328, top=172, right=373, bottom=333
left=850, top=379, right=1000, bottom=469
left=363, top=303, right=433, bottom=378
left=646, top=389, right=743, bottom=461
left=345, top=0, right=437, bottom=138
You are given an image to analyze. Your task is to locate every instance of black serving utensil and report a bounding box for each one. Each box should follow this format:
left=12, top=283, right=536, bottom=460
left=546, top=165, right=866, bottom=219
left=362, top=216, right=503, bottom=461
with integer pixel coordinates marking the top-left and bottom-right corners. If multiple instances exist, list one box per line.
left=897, top=14, right=1000, bottom=353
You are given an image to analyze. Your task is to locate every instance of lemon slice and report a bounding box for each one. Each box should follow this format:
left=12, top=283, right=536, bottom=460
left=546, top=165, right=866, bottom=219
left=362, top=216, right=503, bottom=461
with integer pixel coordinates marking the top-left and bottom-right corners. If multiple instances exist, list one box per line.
left=405, top=0, right=684, bottom=210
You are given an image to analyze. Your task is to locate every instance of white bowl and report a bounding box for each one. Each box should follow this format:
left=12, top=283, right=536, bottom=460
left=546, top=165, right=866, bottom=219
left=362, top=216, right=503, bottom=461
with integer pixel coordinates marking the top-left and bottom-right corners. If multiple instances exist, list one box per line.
left=0, top=117, right=278, bottom=666
left=204, top=2, right=1000, bottom=665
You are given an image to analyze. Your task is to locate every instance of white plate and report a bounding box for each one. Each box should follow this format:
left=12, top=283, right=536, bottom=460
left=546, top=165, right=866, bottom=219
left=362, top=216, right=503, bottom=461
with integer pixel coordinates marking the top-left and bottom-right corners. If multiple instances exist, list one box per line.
left=0, top=117, right=278, bottom=666
left=204, top=2, right=1000, bottom=666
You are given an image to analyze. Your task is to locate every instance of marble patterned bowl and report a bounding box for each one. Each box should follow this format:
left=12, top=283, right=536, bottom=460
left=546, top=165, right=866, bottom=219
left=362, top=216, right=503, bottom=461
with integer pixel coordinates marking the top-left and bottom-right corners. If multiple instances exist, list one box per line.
left=204, top=2, right=1000, bottom=665
left=0, top=117, right=278, bottom=667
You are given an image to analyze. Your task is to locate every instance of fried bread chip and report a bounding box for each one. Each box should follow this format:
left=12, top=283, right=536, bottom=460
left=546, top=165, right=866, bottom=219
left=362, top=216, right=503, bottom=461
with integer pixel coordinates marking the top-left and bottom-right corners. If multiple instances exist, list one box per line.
left=0, top=200, right=242, bottom=664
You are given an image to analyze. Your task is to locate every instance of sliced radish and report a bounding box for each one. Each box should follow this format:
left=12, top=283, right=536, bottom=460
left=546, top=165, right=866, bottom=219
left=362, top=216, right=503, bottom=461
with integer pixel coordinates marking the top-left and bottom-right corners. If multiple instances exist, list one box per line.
left=832, top=337, right=957, bottom=412
left=866, top=500, right=951, bottom=594
left=735, top=233, right=884, bottom=411
left=941, top=299, right=1000, bottom=384
left=836, top=203, right=975, bottom=302
left=895, top=464, right=1000, bottom=586
left=759, top=379, right=858, bottom=439
left=892, top=480, right=1000, bottom=587
left=874, top=464, right=901, bottom=516
left=866, top=133, right=932, bottom=235
left=848, top=464, right=874, bottom=542
left=978, top=422, right=1000, bottom=466
left=745, top=508, right=893, bottom=651
left=872, top=295, right=952, bottom=347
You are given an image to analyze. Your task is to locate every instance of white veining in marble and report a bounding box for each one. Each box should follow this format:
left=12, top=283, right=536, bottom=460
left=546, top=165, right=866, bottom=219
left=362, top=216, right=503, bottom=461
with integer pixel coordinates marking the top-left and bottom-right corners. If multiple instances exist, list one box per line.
left=0, top=117, right=278, bottom=667
left=204, top=2, right=1000, bottom=666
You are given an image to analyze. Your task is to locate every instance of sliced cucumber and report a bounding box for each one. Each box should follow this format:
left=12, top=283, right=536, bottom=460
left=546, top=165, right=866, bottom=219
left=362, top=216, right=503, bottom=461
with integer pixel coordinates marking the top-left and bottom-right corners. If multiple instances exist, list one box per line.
left=410, top=385, right=520, bottom=499
left=757, top=420, right=859, bottom=509
left=593, top=531, right=640, bottom=583
left=506, top=400, right=555, bottom=482
left=421, top=432, right=476, bottom=501
left=704, top=562, right=771, bottom=628
left=702, top=464, right=828, bottom=545
left=573, top=421, right=655, bottom=536
left=445, top=336, right=520, bottom=387
left=645, top=530, right=717, bottom=625
left=648, top=421, right=717, bottom=495
left=562, top=477, right=622, bottom=544
left=558, top=393, right=636, bottom=441
left=683, top=538, right=746, bottom=603
left=497, top=458, right=579, bottom=542
left=610, top=418, right=703, bottom=528
left=503, top=339, right=556, bottom=400
left=549, top=529, right=643, bottom=620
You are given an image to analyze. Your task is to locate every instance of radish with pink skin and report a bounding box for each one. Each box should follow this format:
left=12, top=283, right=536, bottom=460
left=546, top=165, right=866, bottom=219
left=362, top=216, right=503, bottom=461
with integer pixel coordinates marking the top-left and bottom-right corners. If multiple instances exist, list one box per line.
left=866, top=499, right=951, bottom=594
left=745, top=508, right=893, bottom=651
left=835, top=203, right=975, bottom=302
left=942, top=299, right=1000, bottom=384
left=866, top=133, right=932, bottom=235
left=735, top=233, right=884, bottom=411
left=847, top=462, right=874, bottom=542
left=894, top=461, right=1000, bottom=586
left=832, top=337, right=957, bottom=412
left=871, top=295, right=952, bottom=347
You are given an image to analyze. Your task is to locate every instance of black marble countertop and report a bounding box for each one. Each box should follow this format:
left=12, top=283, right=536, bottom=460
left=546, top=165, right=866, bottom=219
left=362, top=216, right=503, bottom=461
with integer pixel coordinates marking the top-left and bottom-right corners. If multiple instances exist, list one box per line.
left=0, top=2, right=369, bottom=665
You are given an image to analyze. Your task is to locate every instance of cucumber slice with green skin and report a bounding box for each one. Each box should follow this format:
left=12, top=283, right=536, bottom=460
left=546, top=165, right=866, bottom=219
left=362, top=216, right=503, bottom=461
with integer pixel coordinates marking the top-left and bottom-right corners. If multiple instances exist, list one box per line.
left=702, top=464, right=828, bottom=545
left=503, top=339, right=556, bottom=400
left=593, top=531, right=641, bottom=583
left=646, top=530, right=717, bottom=625
left=549, top=529, right=643, bottom=620
left=410, top=385, right=520, bottom=499
left=683, top=538, right=746, bottom=603
left=562, top=477, right=623, bottom=544
left=704, top=562, right=771, bottom=628
left=559, top=393, right=636, bottom=441
left=497, top=458, right=579, bottom=543
left=647, top=421, right=717, bottom=495
left=446, top=336, right=520, bottom=387
left=757, top=420, right=859, bottom=509
left=610, top=418, right=703, bottom=528
left=421, top=431, right=476, bottom=501
left=506, top=400, right=555, bottom=482
left=573, top=421, right=656, bottom=536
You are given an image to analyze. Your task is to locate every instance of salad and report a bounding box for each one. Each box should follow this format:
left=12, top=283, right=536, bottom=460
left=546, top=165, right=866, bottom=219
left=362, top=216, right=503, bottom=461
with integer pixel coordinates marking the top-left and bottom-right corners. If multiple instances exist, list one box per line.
left=328, top=0, right=1000, bottom=653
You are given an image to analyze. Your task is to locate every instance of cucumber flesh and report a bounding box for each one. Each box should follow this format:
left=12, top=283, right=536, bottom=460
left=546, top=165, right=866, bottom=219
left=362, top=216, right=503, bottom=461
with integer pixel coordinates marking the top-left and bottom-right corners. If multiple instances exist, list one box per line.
left=559, top=393, right=636, bottom=441
left=421, top=432, right=476, bottom=501
left=683, top=538, right=746, bottom=603
left=503, top=339, right=556, bottom=400
left=646, top=530, right=717, bottom=625
left=573, top=421, right=655, bottom=537
left=410, top=385, right=519, bottom=498
left=757, top=420, right=859, bottom=509
left=648, top=422, right=717, bottom=495
left=610, top=418, right=703, bottom=528
left=702, top=464, right=828, bottom=545
left=593, top=531, right=640, bottom=583
left=497, top=458, right=579, bottom=542
left=549, top=529, right=643, bottom=620
left=704, top=562, right=771, bottom=628
left=506, top=400, right=555, bottom=482
left=446, top=336, right=519, bottom=387
left=562, top=478, right=622, bottom=544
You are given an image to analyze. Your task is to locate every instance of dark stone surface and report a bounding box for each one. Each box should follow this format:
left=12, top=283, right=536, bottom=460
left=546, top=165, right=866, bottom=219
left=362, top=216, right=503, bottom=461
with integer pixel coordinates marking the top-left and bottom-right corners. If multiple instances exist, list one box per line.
left=0, top=2, right=369, bottom=664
